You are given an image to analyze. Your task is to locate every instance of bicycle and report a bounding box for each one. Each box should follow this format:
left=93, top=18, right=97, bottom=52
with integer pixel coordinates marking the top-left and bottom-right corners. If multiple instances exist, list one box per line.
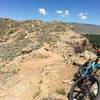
left=68, top=50, right=100, bottom=100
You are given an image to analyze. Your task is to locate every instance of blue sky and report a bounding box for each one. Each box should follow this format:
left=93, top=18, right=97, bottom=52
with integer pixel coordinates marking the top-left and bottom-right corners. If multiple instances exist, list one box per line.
left=0, top=0, right=100, bottom=25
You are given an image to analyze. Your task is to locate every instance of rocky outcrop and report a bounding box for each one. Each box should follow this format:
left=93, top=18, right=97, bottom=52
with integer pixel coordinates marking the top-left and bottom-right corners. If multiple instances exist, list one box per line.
left=0, top=19, right=94, bottom=100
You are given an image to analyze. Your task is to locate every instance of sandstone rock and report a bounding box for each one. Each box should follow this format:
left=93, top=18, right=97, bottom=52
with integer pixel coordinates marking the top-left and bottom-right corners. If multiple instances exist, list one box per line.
left=81, top=50, right=97, bottom=60
left=21, top=47, right=32, bottom=54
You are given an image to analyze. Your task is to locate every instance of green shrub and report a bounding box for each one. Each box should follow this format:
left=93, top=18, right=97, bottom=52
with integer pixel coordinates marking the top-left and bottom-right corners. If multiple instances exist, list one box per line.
left=9, top=30, right=14, bottom=34
left=84, top=34, right=100, bottom=48
left=56, top=88, right=66, bottom=95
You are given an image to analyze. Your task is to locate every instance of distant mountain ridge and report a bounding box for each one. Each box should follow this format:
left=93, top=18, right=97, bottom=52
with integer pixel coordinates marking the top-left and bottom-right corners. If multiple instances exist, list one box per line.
left=69, top=22, right=100, bottom=35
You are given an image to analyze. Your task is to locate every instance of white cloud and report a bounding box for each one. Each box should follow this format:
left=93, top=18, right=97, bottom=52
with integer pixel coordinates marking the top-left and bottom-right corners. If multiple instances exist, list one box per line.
left=62, top=10, right=70, bottom=17
left=78, top=13, right=83, bottom=17
left=38, top=8, right=47, bottom=16
left=56, top=10, right=70, bottom=17
left=78, top=12, right=87, bottom=20
left=81, top=15, right=87, bottom=19
left=56, top=10, right=63, bottom=14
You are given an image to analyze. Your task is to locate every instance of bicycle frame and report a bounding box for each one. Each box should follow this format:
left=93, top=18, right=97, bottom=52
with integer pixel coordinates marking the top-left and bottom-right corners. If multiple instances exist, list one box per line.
left=68, top=52, right=100, bottom=100
left=93, top=63, right=100, bottom=69
left=80, top=61, right=100, bottom=77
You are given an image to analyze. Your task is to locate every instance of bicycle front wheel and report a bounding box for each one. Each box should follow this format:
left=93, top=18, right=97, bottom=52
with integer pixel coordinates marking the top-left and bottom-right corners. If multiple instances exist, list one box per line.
left=68, top=76, right=100, bottom=100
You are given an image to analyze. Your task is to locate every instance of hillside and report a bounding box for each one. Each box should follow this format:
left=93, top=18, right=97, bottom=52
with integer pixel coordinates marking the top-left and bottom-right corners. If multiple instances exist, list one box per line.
left=69, top=23, right=100, bottom=48
left=0, top=18, right=96, bottom=100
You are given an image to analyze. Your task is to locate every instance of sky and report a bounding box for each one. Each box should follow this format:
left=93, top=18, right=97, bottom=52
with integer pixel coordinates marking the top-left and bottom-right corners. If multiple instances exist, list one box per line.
left=0, top=0, right=100, bottom=25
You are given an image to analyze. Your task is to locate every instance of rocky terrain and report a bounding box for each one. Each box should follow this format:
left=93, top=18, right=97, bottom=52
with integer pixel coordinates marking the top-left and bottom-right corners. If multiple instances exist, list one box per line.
left=0, top=18, right=96, bottom=100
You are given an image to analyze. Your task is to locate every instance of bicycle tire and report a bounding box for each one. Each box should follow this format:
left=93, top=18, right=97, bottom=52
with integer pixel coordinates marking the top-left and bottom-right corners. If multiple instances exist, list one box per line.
left=68, top=76, right=100, bottom=100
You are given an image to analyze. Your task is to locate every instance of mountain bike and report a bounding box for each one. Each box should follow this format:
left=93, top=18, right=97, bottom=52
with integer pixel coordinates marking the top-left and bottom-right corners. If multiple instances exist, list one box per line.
left=68, top=50, right=100, bottom=100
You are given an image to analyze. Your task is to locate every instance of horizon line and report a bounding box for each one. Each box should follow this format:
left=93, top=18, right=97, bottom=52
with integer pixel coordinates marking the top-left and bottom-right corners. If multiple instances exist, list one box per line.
left=0, top=17, right=100, bottom=26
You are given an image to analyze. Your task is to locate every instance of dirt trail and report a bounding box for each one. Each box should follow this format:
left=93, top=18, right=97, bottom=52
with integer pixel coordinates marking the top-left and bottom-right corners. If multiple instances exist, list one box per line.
left=0, top=47, right=75, bottom=100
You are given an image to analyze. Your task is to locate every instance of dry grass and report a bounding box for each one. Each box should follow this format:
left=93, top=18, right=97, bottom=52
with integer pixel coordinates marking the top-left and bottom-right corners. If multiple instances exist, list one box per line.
left=56, top=88, right=66, bottom=95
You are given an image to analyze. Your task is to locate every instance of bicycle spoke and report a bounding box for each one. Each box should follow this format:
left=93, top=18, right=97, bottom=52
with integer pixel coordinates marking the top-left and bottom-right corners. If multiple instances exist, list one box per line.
left=78, top=95, right=85, bottom=100
left=86, top=91, right=96, bottom=99
left=73, top=87, right=81, bottom=97
left=73, top=89, right=82, bottom=99
left=74, top=90, right=81, bottom=92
